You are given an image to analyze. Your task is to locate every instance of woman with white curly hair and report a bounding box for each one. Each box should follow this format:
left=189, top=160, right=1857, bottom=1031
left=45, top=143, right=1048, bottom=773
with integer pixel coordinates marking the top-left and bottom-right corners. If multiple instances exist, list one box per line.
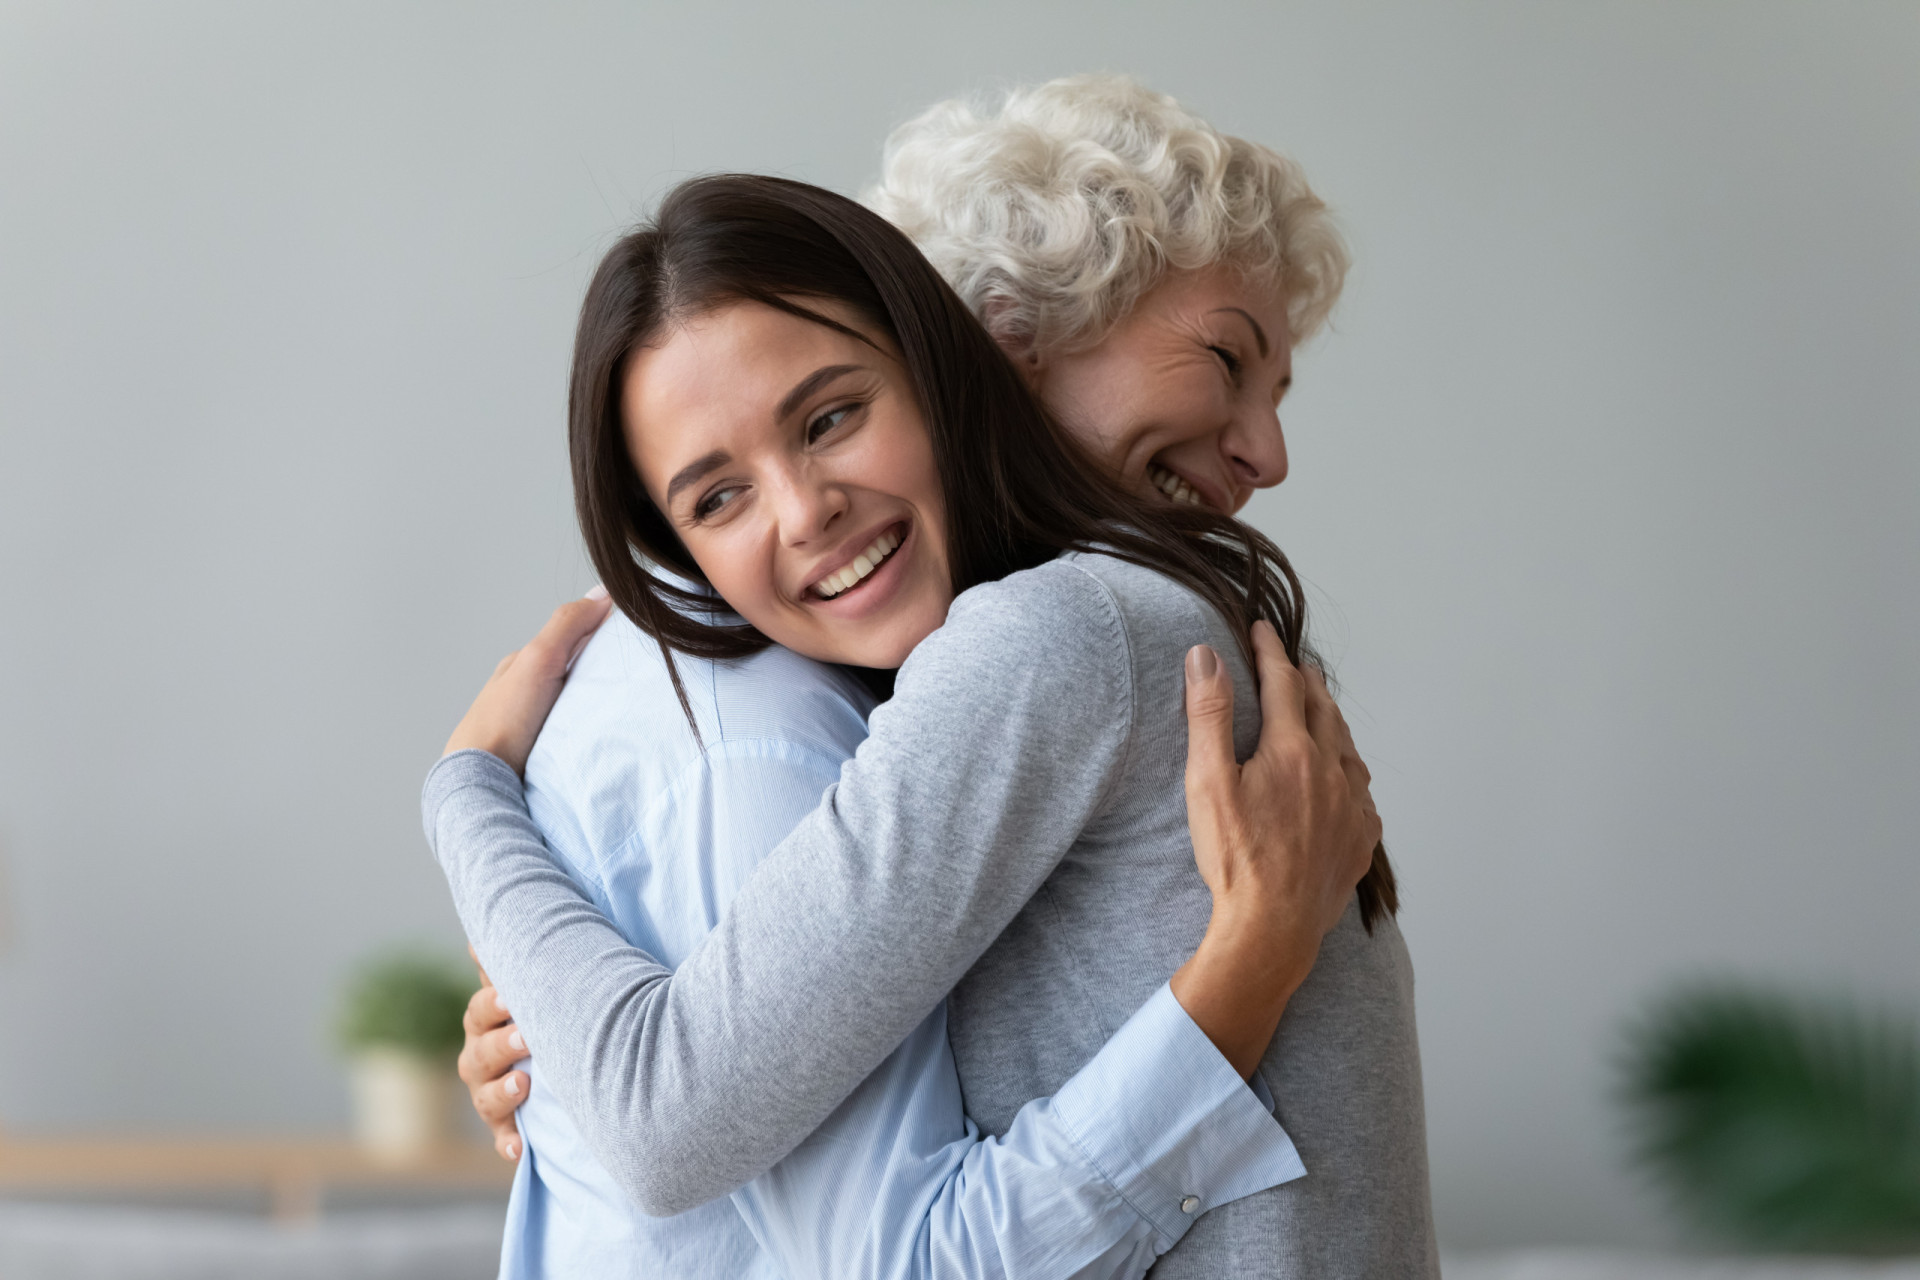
left=452, top=75, right=1437, bottom=1278
left=868, top=74, right=1347, bottom=520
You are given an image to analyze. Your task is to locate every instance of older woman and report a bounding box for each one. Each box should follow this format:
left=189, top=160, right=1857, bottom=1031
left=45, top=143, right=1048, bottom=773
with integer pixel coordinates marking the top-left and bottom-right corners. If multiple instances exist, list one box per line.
left=449, top=76, right=1435, bottom=1277
left=868, top=74, right=1344, bottom=520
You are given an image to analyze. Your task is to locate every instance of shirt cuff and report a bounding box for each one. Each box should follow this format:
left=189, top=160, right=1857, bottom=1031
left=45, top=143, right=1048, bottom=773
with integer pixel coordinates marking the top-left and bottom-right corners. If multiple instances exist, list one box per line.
left=1048, top=982, right=1307, bottom=1252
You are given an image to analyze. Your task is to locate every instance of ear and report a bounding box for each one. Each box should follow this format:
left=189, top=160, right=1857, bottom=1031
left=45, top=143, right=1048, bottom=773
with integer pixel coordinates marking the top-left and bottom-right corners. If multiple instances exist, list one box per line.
left=982, top=300, right=1045, bottom=387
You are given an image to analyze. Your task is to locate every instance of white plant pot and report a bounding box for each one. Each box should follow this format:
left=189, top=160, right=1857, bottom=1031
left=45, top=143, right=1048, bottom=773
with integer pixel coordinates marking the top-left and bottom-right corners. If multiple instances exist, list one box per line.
left=347, top=1047, right=459, bottom=1161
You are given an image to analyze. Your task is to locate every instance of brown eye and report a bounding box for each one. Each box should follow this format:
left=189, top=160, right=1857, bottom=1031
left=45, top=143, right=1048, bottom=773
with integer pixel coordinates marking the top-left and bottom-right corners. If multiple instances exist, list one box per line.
left=694, top=485, right=744, bottom=519
left=807, top=404, right=856, bottom=444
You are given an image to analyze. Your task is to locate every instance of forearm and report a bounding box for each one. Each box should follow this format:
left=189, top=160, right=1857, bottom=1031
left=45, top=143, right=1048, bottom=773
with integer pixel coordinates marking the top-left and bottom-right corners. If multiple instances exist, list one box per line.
left=1169, top=895, right=1323, bottom=1078
left=424, top=750, right=696, bottom=1209
left=423, top=716, right=1102, bottom=1215
left=424, top=570, right=1136, bottom=1215
left=739, top=993, right=1303, bottom=1280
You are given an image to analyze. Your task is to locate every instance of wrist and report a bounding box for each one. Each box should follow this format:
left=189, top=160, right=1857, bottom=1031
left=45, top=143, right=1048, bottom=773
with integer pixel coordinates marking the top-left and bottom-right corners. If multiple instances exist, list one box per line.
left=1198, top=897, right=1317, bottom=1006
left=1170, top=900, right=1319, bottom=1079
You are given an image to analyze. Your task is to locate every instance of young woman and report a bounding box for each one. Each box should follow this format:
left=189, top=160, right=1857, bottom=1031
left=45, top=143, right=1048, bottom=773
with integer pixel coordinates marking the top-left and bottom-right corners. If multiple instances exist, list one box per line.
left=430, top=175, right=1433, bottom=1277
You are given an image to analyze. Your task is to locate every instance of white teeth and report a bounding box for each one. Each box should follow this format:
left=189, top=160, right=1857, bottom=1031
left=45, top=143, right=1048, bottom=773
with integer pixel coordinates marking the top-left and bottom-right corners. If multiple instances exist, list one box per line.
left=1149, top=464, right=1203, bottom=507
left=814, top=528, right=903, bottom=599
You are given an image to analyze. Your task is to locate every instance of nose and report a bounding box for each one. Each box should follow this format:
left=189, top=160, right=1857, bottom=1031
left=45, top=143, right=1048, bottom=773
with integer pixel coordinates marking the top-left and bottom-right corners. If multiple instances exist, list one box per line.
left=1221, top=404, right=1289, bottom=497
left=767, top=461, right=847, bottom=546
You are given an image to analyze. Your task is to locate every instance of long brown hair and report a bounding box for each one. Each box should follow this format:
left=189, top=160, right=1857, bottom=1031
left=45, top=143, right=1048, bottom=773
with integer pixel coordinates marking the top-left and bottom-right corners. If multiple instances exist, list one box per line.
left=567, top=173, right=1397, bottom=930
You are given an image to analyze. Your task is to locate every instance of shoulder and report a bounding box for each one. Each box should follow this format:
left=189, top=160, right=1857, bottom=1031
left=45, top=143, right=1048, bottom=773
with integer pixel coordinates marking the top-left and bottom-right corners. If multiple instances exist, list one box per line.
left=537, top=614, right=873, bottom=760
left=937, top=552, right=1224, bottom=665
left=890, top=556, right=1136, bottom=736
left=937, top=555, right=1128, bottom=653
left=1057, top=551, right=1232, bottom=661
left=524, top=614, right=873, bottom=866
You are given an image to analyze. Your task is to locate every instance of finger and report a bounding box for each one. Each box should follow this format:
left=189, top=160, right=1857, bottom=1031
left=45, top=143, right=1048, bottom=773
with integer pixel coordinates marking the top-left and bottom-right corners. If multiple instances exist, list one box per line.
left=1249, top=620, right=1308, bottom=754
left=1306, top=669, right=1377, bottom=806
left=493, top=1126, right=522, bottom=1162
left=468, top=1020, right=522, bottom=1082
left=468, top=1022, right=529, bottom=1086
left=461, top=983, right=511, bottom=1039
left=1300, top=664, right=1345, bottom=761
left=474, top=1069, right=532, bottom=1126
left=524, top=591, right=614, bottom=676
left=1182, top=644, right=1238, bottom=798
left=1326, top=704, right=1372, bottom=792
left=569, top=585, right=612, bottom=664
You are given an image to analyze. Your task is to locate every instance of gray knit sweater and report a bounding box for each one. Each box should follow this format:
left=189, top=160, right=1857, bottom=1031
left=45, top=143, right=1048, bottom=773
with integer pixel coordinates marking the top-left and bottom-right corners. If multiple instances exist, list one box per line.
left=423, top=551, right=1438, bottom=1276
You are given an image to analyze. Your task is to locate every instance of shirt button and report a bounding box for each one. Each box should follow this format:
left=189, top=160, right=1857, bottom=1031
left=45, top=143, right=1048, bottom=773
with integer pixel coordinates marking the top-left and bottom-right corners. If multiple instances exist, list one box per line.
left=1180, top=1195, right=1201, bottom=1214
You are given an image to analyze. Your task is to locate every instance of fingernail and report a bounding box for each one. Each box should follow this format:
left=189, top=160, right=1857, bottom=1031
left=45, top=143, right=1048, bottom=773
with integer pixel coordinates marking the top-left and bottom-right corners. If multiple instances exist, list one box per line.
left=509, top=1029, right=526, bottom=1052
left=585, top=584, right=609, bottom=601
left=506, top=1140, right=520, bottom=1159
left=1186, top=645, right=1219, bottom=683
left=504, top=1074, right=521, bottom=1096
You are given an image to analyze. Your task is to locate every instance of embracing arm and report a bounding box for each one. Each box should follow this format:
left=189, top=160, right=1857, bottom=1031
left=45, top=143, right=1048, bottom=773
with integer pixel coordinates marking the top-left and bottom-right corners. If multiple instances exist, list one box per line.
left=429, top=573, right=1378, bottom=1221
left=428, top=568, right=1140, bottom=1215
left=741, top=992, right=1301, bottom=1280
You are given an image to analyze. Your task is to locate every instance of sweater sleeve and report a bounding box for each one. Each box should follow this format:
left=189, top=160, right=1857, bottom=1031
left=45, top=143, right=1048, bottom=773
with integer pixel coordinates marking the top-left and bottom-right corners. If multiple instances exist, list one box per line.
left=423, top=563, right=1137, bottom=1217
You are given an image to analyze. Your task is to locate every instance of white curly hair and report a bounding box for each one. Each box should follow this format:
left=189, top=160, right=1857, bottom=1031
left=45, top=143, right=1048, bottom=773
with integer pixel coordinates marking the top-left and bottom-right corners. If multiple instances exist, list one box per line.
left=865, top=73, right=1349, bottom=359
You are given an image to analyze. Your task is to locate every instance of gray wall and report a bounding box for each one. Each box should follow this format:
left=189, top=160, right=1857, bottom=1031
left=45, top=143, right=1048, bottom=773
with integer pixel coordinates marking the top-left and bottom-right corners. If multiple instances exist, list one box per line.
left=1, top=0, right=1913, bottom=1250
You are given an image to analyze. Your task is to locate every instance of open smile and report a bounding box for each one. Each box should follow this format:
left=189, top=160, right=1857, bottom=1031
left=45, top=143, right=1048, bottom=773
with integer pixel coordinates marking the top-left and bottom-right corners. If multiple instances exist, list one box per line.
left=808, top=522, right=909, bottom=600
left=1147, top=462, right=1214, bottom=510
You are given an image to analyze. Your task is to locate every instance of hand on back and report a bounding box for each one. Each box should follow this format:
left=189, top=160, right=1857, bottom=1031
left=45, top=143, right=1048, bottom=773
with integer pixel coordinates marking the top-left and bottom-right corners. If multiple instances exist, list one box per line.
left=1184, top=619, right=1381, bottom=955
left=443, top=591, right=611, bottom=1155
left=442, top=588, right=614, bottom=776
left=1169, top=619, right=1383, bottom=1076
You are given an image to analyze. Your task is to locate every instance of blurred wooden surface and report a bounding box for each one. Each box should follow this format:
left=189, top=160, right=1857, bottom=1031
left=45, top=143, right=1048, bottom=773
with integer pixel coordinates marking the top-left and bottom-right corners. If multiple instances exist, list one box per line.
left=0, top=1136, right=512, bottom=1220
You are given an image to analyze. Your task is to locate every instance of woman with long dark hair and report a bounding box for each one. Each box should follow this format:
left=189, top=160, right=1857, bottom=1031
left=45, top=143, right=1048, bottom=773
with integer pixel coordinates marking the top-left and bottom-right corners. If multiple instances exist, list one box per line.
left=429, top=172, right=1431, bottom=1277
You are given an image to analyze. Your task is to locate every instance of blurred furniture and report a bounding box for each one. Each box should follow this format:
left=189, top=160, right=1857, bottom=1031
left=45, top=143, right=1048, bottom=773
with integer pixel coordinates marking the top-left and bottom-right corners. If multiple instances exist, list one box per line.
left=0, top=1201, right=503, bottom=1280
left=0, top=1136, right=511, bottom=1220
left=1444, top=1252, right=1920, bottom=1279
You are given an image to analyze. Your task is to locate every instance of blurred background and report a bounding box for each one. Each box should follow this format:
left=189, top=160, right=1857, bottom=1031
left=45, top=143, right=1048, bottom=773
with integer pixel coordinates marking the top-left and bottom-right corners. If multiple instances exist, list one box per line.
left=1, top=0, right=1915, bottom=1274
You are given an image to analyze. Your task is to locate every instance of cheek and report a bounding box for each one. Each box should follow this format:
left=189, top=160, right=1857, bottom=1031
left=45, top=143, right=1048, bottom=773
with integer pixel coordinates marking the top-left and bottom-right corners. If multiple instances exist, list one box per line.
left=1039, top=370, right=1135, bottom=460
left=1149, top=369, right=1231, bottom=448
left=865, top=413, right=947, bottom=531
left=684, top=529, right=777, bottom=620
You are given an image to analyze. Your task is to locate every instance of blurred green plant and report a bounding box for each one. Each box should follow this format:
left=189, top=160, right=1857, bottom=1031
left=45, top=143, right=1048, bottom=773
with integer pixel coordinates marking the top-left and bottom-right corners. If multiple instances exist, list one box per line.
left=1620, top=983, right=1920, bottom=1254
left=336, top=950, right=476, bottom=1065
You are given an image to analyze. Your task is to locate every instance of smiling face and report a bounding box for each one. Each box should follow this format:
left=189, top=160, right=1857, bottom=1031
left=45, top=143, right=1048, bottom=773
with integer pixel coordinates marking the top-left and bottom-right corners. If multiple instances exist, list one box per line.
left=622, top=299, right=952, bottom=670
left=1021, top=264, right=1294, bottom=515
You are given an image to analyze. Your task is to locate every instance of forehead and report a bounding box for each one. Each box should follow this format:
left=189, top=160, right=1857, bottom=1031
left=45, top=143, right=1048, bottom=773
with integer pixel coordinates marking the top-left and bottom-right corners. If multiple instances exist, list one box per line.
left=621, top=301, right=874, bottom=467
left=1142, top=264, right=1292, bottom=348
left=626, top=302, right=864, bottom=420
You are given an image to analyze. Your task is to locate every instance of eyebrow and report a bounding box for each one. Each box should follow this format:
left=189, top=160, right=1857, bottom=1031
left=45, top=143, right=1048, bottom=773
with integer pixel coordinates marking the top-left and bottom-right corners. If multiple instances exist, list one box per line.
left=664, top=449, right=731, bottom=506
left=1209, top=307, right=1271, bottom=359
left=662, top=364, right=867, bottom=507
left=776, top=363, right=863, bottom=421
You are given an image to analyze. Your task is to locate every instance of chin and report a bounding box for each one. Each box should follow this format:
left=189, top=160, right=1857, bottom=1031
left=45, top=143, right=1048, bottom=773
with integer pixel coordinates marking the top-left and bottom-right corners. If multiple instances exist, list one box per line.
left=855, top=639, right=918, bottom=672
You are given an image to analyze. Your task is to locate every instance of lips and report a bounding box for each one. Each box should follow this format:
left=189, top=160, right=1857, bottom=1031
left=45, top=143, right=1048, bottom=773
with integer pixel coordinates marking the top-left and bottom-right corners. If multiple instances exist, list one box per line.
left=809, top=524, right=905, bottom=599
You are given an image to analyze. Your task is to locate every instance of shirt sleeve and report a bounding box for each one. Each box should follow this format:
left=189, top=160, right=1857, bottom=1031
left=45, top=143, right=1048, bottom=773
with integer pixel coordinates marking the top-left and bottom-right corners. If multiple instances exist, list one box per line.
left=739, top=988, right=1304, bottom=1280
left=424, top=565, right=1166, bottom=1217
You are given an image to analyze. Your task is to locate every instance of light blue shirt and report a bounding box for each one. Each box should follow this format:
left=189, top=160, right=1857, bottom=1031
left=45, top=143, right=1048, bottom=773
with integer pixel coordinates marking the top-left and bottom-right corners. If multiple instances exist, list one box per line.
left=500, top=612, right=1306, bottom=1280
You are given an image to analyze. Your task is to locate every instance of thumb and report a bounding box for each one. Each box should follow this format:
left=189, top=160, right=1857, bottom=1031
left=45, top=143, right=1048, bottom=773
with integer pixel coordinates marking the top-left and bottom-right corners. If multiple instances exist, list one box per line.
left=1183, top=644, right=1238, bottom=799
left=527, top=588, right=614, bottom=674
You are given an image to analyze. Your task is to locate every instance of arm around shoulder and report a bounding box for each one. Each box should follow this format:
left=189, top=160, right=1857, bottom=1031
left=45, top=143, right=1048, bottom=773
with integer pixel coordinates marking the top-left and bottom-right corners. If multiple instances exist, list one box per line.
left=422, top=564, right=1141, bottom=1216
left=592, top=563, right=1143, bottom=1213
